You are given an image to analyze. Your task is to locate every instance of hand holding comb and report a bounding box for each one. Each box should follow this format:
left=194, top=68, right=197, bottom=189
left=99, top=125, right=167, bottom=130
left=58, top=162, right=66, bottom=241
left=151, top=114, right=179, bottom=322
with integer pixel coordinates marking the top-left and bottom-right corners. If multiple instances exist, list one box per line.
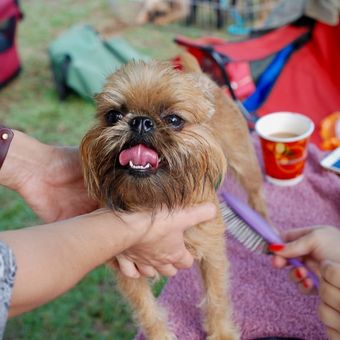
left=219, top=190, right=319, bottom=289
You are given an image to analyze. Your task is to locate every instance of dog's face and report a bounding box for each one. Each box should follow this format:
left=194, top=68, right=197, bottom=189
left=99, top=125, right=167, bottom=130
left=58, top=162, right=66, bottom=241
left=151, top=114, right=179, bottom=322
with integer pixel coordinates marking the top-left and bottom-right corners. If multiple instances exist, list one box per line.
left=81, top=61, right=226, bottom=212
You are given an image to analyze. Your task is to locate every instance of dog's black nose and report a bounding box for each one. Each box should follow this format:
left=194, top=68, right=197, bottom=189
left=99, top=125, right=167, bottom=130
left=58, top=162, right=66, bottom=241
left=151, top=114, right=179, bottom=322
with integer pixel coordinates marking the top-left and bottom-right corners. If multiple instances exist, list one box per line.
left=129, top=116, right=155, bottom=134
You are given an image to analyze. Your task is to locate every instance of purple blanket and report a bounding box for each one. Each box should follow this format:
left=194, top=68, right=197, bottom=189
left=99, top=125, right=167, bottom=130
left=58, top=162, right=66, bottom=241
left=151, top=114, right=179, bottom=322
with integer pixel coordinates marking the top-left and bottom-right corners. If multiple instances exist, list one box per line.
left=136, top=138, right=340, bottom=340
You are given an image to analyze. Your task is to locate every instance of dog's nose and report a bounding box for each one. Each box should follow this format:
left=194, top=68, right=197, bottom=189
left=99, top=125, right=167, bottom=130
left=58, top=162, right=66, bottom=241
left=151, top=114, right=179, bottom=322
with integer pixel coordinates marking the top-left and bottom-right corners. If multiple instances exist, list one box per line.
left=129, top=116, right=155, bottom=134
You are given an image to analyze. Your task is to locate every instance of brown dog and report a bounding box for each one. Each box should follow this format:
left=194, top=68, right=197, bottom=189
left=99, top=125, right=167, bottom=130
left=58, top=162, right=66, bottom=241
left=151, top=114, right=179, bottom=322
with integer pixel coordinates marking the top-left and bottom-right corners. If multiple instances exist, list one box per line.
left=80, top=54, right=267, bottom=340
left=136, top=0, right=190, bottom=25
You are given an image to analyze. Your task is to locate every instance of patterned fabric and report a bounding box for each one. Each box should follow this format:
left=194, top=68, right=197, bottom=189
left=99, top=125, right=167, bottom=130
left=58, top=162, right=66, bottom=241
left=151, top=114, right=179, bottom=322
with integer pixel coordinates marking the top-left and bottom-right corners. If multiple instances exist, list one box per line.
left=0, top=241, right=16, bottom=339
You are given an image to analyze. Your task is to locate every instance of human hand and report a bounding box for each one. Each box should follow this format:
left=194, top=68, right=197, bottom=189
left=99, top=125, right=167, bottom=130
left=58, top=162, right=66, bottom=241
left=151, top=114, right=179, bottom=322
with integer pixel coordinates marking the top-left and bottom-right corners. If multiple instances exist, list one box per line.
left=19, top=145, right=98, bottom=223
left=270, top=226, right=340, bottom=292
left=114, top=203, right=217, bottom=278
left=0, top=130, right=97, bottom=222
left=270, top=226, right=340, bottom=339
left=318, top=261, right=340, bottom=340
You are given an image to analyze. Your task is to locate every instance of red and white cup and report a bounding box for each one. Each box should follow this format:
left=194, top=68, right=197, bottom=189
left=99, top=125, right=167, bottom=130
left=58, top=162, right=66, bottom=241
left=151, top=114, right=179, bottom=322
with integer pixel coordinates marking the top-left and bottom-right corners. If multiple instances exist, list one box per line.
left=255, top=112, right=315, bottom=186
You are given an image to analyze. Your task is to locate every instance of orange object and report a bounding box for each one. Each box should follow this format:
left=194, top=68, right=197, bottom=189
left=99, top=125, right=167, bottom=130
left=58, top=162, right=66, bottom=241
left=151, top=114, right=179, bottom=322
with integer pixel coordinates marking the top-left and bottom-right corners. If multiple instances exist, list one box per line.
left=320, top=112, right=340, bottom=150
left=260, top=138, right=309, bottom=181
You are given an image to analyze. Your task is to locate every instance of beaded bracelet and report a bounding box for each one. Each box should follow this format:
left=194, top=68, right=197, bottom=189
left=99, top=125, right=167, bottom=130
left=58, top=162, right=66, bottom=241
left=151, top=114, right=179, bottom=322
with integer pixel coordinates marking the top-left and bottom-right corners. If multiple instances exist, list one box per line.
left=0, top=126, right=14, bottom=170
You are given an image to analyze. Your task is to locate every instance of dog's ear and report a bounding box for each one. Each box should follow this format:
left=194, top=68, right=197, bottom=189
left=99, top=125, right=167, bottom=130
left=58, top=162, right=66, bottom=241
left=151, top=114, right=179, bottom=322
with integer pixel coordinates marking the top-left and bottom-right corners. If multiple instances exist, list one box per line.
left=180, top=52, right=217, bottom=100
left=179, top=52, right=202, bottom=74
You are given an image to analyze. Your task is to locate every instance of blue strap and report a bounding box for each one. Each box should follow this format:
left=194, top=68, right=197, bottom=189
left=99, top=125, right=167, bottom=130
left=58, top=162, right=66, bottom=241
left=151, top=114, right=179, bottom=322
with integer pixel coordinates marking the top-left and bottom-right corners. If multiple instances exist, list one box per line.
left=243, top=44, right=295, bottom=113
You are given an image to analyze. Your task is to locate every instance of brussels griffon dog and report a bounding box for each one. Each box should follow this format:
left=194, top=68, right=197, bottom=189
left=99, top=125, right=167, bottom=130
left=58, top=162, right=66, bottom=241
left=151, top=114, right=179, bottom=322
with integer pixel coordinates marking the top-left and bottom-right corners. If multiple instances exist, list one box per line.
left=80, top=55, right=267, bottom=340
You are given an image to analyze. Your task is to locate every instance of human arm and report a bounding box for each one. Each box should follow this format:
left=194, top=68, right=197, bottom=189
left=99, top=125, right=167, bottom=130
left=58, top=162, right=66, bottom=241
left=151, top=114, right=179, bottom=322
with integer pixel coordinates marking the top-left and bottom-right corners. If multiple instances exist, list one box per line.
left=2, top=209, right=137, bottom=317
left=270, top=226, right=340, bottom=339
left=0, top=203, right=215, bottom=317
left=0, top=129, right=97, bottom=222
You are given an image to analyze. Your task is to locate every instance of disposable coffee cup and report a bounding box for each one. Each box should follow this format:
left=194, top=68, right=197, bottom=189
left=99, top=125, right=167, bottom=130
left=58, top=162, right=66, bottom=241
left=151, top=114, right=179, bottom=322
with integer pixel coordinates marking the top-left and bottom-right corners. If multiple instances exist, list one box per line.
left=255, top=112, right=314, bottom=186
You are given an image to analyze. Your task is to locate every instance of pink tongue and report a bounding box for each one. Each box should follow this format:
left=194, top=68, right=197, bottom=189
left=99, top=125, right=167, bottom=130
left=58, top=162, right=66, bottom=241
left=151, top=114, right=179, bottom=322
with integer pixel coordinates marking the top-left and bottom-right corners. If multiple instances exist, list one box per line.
left=119, top=144, right=159, bottom=169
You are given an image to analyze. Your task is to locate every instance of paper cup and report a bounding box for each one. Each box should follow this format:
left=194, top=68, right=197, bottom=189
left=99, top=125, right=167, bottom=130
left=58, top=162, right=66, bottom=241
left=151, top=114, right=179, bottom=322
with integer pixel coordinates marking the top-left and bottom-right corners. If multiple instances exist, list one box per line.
left=255, top=112, right=314, bottom=186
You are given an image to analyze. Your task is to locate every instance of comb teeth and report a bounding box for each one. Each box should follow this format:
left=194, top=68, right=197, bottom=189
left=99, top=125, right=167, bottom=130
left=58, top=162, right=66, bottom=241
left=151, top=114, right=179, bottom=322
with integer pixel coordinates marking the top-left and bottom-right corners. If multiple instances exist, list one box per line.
left=220, top=202, right=268, bottom=253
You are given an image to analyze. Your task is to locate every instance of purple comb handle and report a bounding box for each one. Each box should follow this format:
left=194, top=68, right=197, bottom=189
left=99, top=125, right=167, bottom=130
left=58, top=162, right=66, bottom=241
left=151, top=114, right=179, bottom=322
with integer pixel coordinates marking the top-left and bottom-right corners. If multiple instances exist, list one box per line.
left=220, top=191, right=319, bottom=289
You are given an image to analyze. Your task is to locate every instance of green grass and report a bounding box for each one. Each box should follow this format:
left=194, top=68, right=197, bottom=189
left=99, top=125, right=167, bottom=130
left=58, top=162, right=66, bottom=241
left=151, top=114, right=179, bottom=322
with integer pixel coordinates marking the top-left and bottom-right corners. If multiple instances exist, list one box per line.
left=0, top=1, right=226, bottom=338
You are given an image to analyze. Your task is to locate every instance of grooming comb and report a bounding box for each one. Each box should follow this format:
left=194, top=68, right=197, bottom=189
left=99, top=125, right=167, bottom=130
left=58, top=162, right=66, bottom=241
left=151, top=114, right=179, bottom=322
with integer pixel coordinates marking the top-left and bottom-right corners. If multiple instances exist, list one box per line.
left=219, top=190, right=319, bottom=289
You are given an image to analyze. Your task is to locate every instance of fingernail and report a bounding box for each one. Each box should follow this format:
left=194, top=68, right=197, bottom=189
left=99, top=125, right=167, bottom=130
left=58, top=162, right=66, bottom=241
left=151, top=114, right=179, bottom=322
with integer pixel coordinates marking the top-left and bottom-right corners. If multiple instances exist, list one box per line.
left=295, top=268, right=303, bottom=279
left=303, top=280, right=309, bottom=289
left=268, top=244, right=285, bottom=252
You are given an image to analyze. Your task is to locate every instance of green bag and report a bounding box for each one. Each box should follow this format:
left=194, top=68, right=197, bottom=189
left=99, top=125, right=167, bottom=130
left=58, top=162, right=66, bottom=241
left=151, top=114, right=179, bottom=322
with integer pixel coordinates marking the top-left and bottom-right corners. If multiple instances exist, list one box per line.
left=48, top=24, right=149, bottom=101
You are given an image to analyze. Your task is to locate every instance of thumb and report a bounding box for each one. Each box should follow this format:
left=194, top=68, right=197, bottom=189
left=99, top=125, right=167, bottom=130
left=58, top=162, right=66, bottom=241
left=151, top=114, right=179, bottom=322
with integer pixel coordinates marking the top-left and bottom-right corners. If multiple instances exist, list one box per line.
left=270, top=232, right=317, bottom=259
left=174, top=202, right=217, bottom=231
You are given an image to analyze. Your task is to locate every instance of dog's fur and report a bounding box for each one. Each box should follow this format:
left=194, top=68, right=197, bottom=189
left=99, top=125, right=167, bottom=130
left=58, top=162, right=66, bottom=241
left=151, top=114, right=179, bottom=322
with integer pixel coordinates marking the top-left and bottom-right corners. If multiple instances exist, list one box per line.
left=80, top=54, right=267, bottom=340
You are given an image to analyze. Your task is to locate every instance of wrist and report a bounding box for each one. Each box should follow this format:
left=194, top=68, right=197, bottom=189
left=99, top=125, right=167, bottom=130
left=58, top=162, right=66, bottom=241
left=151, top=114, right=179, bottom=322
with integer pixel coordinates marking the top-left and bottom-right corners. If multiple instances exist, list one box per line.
left=0, top=130, right=51, bottom=192
left=65, top=210, right=145, bottom=269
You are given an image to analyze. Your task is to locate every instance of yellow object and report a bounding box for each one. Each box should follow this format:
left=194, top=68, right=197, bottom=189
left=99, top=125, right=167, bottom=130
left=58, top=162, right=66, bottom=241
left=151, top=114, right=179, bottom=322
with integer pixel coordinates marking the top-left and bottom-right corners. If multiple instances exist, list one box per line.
left=320, top=112, right=340, bottom=150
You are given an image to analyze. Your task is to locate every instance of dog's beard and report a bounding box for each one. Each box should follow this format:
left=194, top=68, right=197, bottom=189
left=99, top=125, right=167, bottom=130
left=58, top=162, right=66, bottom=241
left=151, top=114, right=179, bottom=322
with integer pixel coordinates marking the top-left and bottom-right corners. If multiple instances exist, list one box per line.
left=81, top=122, right=224, bottom=212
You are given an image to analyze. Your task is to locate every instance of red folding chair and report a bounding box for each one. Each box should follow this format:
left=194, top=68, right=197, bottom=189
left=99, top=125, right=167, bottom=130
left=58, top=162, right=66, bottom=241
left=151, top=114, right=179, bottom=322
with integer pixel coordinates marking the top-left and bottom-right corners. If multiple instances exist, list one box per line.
left=174, top=19, right=340, bottom=147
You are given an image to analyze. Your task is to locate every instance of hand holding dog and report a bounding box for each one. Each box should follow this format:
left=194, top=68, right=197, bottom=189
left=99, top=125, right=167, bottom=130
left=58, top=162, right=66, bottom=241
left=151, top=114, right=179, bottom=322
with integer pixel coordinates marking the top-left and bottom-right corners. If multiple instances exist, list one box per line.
left=115, top=203, right=216, bottom=278
left=1, top=203, right=215, bottom=317
left=271, top=226, right=340, bottom=339
left=0, top=130, right=97, bottom=222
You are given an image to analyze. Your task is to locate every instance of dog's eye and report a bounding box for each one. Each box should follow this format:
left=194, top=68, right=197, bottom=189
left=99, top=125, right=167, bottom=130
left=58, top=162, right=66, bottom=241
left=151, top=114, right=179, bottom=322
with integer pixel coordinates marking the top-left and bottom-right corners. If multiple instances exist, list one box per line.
left=105, top=110, right=123, bottom=125
left=163, top=114, right=184, bottom=129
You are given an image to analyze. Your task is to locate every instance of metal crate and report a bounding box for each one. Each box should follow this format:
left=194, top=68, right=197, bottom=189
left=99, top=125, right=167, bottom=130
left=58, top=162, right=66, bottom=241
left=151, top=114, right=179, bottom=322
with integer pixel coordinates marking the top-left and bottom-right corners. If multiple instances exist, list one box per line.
left=108, top=0, right=280, bottom=32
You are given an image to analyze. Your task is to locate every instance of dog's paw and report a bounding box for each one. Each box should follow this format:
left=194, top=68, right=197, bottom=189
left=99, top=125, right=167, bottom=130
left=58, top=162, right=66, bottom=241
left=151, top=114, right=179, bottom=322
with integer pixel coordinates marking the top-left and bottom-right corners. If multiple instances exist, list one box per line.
left=165, top=332, right=177, bottom=340
left=207, top=327, right=240, bottom=340
left=147, top=331, right=177, bottom=340
left=153, top=16, right=169, bottom=25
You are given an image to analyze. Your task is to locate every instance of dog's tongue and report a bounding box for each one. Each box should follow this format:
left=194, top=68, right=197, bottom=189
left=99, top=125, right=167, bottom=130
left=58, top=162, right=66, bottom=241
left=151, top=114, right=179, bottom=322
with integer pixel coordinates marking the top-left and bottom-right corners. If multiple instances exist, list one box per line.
left=119, top=144, right=159, bottom=169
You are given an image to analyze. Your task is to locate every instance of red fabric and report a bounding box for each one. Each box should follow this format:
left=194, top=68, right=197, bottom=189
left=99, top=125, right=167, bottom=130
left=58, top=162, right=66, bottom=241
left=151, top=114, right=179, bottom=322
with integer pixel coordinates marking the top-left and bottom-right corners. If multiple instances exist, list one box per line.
left=175, top=25, right=309, bottom=62
left=258, top=21, right=340, bottom=146
left=226, top=61, right=255, bottom=99
left=0, top=0, right=21, bottom=20
left=214, top=25, right=309, bottom=61
left=0, top=48, right=20, bottom=83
